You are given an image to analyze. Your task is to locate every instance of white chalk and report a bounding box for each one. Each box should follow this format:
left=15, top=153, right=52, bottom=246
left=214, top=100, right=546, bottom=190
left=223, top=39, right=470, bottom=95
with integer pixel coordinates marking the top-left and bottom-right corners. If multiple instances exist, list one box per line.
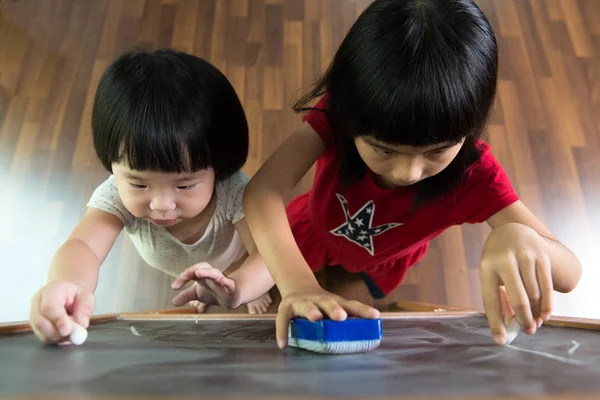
left=69, top=320, right=88, bottom=345
left=567, top=340, right=581, bottom=355
left=505, top=318, right=520, bottom=345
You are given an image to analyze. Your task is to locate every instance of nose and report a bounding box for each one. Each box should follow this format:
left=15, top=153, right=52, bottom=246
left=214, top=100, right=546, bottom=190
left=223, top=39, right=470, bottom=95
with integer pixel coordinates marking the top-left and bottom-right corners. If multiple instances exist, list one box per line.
left=149, top=191, right=176, bottom=213
left=391, top=158, right=422, bottom=185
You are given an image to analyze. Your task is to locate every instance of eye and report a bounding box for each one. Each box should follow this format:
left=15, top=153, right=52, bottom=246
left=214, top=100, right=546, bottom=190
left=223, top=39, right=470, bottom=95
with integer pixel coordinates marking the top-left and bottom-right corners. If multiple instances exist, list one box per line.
left=129, top=183, right=147, bottom=190
left=427, top=148, right=448, bottom=158
left=372, top=146, right=393, bottom=156
left=177, top=184, right=197, bottom=191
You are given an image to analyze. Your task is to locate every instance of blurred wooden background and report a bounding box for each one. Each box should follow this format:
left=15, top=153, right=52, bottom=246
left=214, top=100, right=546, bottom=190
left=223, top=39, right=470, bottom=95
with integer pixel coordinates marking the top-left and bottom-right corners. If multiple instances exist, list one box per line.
left=1, top=0, right=598, bottom=322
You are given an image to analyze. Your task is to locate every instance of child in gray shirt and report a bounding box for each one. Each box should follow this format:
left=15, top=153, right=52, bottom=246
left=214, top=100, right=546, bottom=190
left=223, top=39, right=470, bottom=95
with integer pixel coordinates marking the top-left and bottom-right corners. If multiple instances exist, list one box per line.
left=29, top=49, right=274, bottom=344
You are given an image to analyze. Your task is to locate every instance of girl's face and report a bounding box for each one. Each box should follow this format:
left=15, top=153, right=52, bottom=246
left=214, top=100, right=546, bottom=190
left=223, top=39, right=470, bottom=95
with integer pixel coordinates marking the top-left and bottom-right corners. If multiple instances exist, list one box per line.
left=354, top=136, right=464, bottom=188
left=112, top=163, right=215, bottom=227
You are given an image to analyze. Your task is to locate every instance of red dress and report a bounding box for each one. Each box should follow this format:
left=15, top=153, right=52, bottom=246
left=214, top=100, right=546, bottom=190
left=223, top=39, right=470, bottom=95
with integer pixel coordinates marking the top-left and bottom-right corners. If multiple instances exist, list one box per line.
left=287, top=96, right=519, bottom=297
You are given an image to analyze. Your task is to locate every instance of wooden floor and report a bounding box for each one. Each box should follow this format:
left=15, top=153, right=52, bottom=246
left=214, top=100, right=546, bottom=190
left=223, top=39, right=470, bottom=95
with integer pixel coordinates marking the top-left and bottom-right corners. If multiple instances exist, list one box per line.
left=1, top=0, right=599, bottom=322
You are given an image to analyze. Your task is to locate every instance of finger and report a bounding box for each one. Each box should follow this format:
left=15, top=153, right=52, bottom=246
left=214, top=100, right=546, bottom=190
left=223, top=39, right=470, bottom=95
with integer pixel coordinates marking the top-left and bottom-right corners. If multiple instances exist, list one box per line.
left=192, top=268, right=235, bottom=291
left=36, top=332, right=50, bottom=344
left=172, top=287, right=201, bottom=306
left=506, top=252, right=537, bottom=334
left=30, top=315, right=52, bottom=344
left=217, top=276, right=236, bottom=292
left=480, top=270, right=505, bottom=344
left=201, top=277, right=232, bottom=297
left=171, top=270, right=202, bottom=289
left=518, top=256, right=541, bottom=321
left=38, top=291, right=71, bottom=338
left=312, top=297, right=347, bottom=321
left=172, top=266, right=233, bottom=291
left=276, top=303, right=294, bottom=349
left=29, top=293, right=47, bottom=343
left=340, top=299, right=380, bottom=319
left=499, top=286, right=515, bottom=322
left=292, top=299, right=325, bottom=322
left=275, top=299, right=312, bottom=349
left=276, top=298, right=324, bottom=349
left=536, top=254, right=553, bottom=324
left=72, top=291, right=96, bottom=328
left=33, top=315, right=64, bottom=344
left=177, top=284, right=220, bottom=306
left=171, top=263, right=213, bottom=289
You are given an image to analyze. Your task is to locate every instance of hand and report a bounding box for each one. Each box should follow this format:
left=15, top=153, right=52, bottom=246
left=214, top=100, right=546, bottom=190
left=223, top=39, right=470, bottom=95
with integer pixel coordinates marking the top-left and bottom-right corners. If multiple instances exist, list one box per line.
left=29, top=281, right=96, bottom=344
left=480, top=222, right=553, bottom=344
left=171, top=263, right=241, bottom=310
left=276, top=285, right=380, bottom=349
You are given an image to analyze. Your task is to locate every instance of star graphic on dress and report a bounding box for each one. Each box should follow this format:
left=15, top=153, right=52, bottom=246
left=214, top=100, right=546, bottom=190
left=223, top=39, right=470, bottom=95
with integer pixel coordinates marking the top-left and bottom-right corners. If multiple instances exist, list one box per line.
left=329, top=194, right=402, bottom=255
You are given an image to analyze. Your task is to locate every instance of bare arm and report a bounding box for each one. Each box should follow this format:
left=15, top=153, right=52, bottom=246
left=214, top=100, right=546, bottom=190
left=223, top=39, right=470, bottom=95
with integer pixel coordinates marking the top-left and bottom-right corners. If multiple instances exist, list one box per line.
left=243, top=124, right=379, bottom=348
left=48, top=208, right=124, bottom=292
left=30, top=207, right=124, bottom=343
left=242, top=124, right=326, bottom=296
left=226, top=216, right=275, bottom=305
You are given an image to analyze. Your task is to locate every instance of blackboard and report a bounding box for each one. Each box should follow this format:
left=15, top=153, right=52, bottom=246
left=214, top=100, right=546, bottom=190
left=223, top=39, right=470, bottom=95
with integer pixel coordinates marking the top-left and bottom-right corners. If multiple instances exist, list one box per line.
left=1, top=314, right=599, bottom=398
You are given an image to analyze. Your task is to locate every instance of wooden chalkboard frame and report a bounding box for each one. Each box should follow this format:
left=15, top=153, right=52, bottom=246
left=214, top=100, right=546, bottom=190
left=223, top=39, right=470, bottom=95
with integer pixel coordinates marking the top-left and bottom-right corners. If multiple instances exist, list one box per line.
left=394, top=301, right=600, bottom=331
left=2, top=301, right=599, bottom=334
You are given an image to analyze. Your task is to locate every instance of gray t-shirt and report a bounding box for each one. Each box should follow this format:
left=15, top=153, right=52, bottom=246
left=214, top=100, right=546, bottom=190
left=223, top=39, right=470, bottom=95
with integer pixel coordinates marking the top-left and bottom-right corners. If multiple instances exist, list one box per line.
left=87, top=171, right=249, bottom=277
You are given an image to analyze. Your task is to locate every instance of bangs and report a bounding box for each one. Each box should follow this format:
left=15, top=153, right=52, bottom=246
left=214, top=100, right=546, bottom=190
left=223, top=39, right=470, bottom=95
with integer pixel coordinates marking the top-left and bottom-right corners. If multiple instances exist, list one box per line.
left=114, top=96, right=211, bottom=173
left=342, top=72, right=480, bottom=147
left=92, top=48, right=250, bottom=179
left=106, top=61, right=212, bottom=173
left=328, top=51, right=491, bottom=148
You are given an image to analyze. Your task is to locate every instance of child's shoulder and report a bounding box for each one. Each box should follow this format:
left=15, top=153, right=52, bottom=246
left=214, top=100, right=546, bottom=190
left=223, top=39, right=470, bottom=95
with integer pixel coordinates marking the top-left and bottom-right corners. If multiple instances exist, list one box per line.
left=216, top=169, right=250, bottom=193
left=87, top=175, right=132, bottom=224
left=449, top=141, right=518, bottom=224
left=89, top=175, right=121, bottom=201
left=466, top=140, right=505, bottom=178
left=302, top=94, right=334, bottom=150
left=214, top=170, right=250, bottom=224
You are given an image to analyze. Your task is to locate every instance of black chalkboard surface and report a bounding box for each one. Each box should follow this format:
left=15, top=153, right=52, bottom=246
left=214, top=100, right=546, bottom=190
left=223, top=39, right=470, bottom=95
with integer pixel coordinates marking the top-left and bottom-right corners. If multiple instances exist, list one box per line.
left=1, top=313, right=599, bottom=398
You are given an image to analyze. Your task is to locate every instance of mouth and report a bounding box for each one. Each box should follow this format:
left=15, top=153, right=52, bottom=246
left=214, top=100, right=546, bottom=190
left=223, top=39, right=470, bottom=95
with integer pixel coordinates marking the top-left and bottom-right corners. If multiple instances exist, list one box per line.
left=148, top=218, right=180, bottom=226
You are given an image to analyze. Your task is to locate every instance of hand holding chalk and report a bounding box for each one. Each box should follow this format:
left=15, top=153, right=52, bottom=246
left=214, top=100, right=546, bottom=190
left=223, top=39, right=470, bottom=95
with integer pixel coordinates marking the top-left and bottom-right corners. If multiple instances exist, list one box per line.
left=29, top=281, right=95, bottom=345
left=480, top=223, right=554, bottom=344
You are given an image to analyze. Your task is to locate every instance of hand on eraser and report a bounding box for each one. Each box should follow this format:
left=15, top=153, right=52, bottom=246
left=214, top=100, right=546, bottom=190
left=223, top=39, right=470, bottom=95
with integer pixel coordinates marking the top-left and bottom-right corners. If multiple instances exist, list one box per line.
left=69, top=319, right=88, bottom=345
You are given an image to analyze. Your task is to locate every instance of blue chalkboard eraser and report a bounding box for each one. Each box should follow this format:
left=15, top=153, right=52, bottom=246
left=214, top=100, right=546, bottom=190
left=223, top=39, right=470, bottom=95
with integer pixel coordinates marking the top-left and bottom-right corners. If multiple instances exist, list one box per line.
left=288, top=317, right=383, bottom=354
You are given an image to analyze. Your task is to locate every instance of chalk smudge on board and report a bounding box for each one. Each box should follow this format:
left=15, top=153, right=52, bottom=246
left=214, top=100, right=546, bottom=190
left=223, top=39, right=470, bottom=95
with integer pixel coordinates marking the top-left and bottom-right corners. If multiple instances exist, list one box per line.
left=568, top=340, right=581, bottom=355
left=505, top=344, right=588, bottom=366
left=130, top=326, right=142, bottom=337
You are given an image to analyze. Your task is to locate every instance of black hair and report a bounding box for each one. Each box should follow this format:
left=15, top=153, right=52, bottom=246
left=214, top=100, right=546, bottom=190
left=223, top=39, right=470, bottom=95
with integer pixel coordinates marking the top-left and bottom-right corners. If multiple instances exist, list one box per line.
left=294, top=0, right=498, bottom=205
left=92, top=48, right=248, bottom=181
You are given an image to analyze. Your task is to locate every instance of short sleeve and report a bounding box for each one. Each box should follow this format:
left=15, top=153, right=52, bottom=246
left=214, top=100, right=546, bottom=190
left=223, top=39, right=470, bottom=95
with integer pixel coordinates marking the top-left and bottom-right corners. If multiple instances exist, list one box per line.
left=452, top=144, right=519, bottom=224
left=86, top=176, right=132, bottom=224
left=303, top=94, right=335, bottom=150
left=223, top=170, right=250, bottom=224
